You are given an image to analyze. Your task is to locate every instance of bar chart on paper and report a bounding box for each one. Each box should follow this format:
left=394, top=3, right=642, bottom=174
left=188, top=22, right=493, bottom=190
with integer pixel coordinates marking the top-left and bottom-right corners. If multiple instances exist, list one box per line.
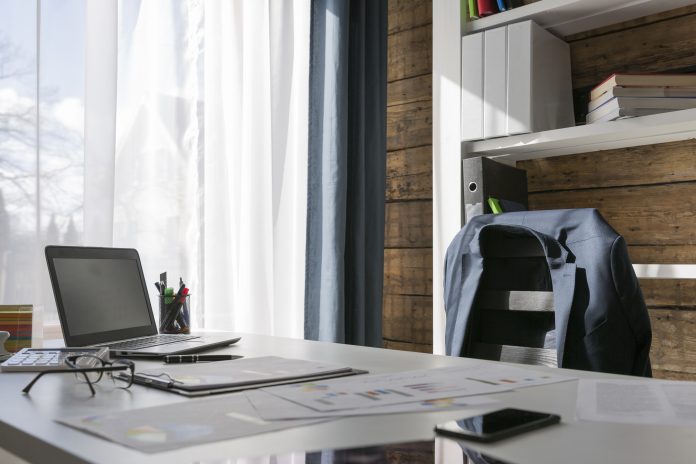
left=262, top=363, right=575, bottom=412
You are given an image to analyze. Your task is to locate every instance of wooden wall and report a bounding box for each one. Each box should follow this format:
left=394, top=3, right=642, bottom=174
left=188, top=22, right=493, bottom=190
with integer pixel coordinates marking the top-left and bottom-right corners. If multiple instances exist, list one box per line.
left=383, top=0, right=433, bottom=353
left=519, top=5, right=696, bottom=380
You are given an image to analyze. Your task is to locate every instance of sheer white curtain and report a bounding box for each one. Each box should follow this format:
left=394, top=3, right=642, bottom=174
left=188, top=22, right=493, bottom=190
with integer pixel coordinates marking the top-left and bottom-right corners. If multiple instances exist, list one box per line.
left=84, top=0, right=309, bottom=337
left=202, top=1, right=309, bottom=336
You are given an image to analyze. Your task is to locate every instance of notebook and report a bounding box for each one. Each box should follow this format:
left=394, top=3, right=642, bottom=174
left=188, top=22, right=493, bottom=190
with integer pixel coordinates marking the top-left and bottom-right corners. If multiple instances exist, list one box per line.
left=130, top=356, right=367, bottom=397
left=45, top=246, right=240, bottom=357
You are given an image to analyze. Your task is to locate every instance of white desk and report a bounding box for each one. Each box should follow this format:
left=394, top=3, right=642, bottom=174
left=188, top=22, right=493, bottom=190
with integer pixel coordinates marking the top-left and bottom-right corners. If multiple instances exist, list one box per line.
left=1, top=333, right=695, bottom=464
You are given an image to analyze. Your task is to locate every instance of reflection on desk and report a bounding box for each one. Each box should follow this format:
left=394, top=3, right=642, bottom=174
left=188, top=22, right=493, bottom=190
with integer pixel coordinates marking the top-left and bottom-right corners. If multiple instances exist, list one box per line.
left=246, top=439, right=515, bottom=464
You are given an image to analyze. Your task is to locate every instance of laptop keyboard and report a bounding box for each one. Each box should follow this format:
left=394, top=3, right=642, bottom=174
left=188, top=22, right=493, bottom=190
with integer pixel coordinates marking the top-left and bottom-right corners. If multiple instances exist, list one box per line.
left=101, top=334, right=199, bottom=350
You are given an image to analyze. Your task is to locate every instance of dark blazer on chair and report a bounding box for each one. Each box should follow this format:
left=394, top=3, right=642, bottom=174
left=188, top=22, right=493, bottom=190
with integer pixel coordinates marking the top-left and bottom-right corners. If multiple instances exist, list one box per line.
left=444, top=208, right=652, bottom=377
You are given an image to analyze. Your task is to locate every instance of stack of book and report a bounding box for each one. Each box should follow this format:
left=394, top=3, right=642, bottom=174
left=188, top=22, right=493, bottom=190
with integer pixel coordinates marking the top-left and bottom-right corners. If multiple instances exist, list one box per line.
left=468, top=0, right=525, bottom=19
left=0, top=305, right=32, bottom=352
left=586, top=74, right=696, bottom=124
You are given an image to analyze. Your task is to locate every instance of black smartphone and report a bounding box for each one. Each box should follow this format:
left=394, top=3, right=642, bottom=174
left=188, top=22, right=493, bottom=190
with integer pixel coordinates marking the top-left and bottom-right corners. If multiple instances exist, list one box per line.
left=434, top=408, right=561, bottom=443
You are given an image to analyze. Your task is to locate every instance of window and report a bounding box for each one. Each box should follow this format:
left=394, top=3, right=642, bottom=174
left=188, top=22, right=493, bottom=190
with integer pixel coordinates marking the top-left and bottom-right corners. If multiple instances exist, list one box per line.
left=0, top=0, right=85, bottom=327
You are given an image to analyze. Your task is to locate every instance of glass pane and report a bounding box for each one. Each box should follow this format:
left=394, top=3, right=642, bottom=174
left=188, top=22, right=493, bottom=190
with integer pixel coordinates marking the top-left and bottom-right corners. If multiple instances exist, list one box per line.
left=0, top=0, right=39, bottom=310
left=38, top=0, right=86, bottom=324
left=0, top=0, right=86, bottom=327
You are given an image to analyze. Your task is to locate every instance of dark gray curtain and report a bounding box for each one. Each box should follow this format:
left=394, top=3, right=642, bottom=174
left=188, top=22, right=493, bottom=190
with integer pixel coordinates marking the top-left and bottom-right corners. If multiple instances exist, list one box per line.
left=304, top=0, right=387, bottom=347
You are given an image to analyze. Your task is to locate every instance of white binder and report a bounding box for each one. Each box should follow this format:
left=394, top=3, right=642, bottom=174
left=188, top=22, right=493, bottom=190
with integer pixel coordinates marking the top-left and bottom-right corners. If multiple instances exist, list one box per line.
left=461, top=32, right=484, bottom=142
left=483, top=27, right=507, bottom=139
left=506, top=21, right=574, bottom=135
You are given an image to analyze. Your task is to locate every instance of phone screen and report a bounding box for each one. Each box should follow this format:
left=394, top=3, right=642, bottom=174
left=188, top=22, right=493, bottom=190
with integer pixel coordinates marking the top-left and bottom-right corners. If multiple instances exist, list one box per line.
left=435, top=408, right=560, bottom=442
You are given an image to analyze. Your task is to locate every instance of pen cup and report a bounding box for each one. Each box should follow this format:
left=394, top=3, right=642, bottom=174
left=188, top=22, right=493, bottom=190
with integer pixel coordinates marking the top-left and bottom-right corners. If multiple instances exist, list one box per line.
left=159, top=294, right=191, bottom=334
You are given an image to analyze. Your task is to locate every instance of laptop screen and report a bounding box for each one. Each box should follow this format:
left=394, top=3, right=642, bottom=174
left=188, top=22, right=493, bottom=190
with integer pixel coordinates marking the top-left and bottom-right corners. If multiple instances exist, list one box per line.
left=53, top=258, right=152, bottom=336
left=46, top=246, right=158, bottom=346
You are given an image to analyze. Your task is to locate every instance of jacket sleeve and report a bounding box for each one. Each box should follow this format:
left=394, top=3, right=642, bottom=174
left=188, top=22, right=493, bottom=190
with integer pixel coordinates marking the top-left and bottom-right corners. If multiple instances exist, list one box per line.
left=610, top=236, right=652, bottom=377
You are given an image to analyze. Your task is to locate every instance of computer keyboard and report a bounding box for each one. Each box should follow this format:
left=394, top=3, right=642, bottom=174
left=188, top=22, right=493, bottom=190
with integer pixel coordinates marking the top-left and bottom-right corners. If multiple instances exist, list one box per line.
left=101, top=334, right=198, bottom=350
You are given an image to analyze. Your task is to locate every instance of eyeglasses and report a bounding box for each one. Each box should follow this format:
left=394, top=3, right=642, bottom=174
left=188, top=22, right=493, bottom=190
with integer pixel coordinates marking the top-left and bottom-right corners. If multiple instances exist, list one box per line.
left=22, top=355, right=135, bottom=395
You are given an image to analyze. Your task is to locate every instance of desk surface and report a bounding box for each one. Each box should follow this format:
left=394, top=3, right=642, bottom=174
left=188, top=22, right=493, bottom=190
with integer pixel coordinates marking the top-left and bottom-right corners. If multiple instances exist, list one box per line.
left=1, top=333, right=695, bottom=464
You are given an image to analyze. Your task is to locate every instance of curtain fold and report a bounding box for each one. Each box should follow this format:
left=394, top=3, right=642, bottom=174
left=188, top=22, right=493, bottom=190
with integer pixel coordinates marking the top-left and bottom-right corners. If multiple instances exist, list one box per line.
left=84, top=0, right=117, bottom=247
left=203, top=0, right=309, bottom=337
left=114, top=0, right=205, bottom=326
left=114, top=0, right=309, bottom=337
left=305, top=0, right=387, bottom=346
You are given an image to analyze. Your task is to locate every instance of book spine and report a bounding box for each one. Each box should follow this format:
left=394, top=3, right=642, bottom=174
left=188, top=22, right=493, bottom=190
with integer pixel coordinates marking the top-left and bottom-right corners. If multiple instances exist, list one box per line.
left=586, top=97, right=618, bottom=123
left=468, top=0, right=479, bottom=19
left=587, top=88, right=616, bottom=113
left=589, top=74, right=618, bottom=101
left=496, top=0, right=507, bottom=12
left=477, top=0, right=498, bottom=17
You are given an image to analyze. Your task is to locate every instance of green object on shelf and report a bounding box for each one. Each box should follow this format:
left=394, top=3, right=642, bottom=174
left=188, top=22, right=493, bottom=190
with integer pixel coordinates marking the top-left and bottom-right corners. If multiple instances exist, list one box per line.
left=488, top=197, right=503, bottom=214
left=468, top=0, right=479, bottom=18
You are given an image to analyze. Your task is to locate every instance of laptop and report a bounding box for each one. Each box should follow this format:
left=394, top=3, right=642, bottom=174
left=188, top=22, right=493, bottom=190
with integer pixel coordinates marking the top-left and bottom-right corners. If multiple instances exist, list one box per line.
left=45, top=246, right=240, bottom=357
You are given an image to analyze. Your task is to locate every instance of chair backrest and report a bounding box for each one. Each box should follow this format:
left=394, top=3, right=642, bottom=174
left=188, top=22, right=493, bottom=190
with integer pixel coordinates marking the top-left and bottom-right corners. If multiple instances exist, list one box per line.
left=466, top=228, right=558, bottom=367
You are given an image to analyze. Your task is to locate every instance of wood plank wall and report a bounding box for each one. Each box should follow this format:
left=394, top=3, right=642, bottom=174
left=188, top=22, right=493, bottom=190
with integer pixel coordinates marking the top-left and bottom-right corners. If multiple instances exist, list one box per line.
left=384, top=2, right=696, bottom=378
left=384, top=0, right=433, bottom=353
left=518, top=5, right=696, bottom=380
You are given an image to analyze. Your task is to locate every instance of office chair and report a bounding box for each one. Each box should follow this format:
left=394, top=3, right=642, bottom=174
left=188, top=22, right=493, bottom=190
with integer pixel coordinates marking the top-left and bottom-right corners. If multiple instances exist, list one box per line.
left=465, top=227, right=557, bottom=367
left=444, top=208, right=652, bottom=376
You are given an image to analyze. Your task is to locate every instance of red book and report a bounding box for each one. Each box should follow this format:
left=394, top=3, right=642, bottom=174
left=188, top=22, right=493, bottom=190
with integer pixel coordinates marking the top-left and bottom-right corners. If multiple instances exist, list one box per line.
left=477, top=0, right=499, bottom=16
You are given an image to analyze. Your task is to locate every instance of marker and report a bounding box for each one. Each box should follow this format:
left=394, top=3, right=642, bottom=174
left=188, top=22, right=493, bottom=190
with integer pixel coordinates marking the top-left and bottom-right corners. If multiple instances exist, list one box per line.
left=163, top=354, right=242, bottom=363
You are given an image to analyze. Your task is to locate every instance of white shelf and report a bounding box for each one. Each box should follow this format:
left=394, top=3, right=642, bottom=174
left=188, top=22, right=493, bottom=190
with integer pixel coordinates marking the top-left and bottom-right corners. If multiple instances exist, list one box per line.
left=466, top=0, right=696, bottom=36
left=463, top=108, right=696, bottom=162
left=634, top=264, right=696, bottom=279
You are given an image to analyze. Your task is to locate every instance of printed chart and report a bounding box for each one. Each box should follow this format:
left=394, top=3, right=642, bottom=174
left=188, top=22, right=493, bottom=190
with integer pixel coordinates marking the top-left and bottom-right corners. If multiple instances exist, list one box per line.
left=58, top=394, right=323, bottom=453
left=263, top=363, right=574, bottom=412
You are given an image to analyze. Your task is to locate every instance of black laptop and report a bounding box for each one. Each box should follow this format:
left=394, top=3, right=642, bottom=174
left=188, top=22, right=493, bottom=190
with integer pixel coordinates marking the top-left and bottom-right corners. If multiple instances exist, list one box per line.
left=45, top=246, right=240, bottom=357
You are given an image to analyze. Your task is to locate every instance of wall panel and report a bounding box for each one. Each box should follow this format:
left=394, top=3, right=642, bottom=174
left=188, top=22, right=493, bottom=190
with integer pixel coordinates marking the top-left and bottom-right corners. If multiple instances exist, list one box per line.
left=384, top=0, right=433, bottom=350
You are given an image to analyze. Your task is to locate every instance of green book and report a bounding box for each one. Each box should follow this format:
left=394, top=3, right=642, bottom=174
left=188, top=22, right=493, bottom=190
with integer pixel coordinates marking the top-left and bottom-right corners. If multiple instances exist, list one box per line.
left=488, top=197, right=503, bottom=214
left=468, top=0, right=479, bottom=19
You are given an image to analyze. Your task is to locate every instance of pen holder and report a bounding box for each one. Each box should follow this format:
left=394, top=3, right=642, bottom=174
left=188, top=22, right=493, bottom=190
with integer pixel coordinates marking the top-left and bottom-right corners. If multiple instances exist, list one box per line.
left=159, top=294, right=191, bottom=334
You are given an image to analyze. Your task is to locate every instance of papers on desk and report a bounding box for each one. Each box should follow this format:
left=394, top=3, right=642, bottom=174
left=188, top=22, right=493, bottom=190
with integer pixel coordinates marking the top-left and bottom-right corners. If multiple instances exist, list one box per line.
left=245, top=389, right=499, bottom=420
left=57, top=360, right=576, bottom=453
left=577, top=378, right=696, bottom=426
left=260, top=362, right=575, bottom=413
left=58, top=394, right=325, bottom=453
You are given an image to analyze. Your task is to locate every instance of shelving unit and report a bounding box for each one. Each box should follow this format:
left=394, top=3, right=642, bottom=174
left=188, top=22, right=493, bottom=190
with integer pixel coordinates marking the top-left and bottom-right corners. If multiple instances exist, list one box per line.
left=465, top=108, right=696, bottom=162
left=466, top=0, right=696, bottom=35
left=433, top=0, right=696, bottom=353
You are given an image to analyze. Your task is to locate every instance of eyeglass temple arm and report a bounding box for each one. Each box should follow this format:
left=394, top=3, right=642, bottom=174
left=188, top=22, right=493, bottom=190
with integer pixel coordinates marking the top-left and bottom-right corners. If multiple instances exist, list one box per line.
left=22, top=369, right=96, bottom=395
left=22, top=365, right=129, bottom=395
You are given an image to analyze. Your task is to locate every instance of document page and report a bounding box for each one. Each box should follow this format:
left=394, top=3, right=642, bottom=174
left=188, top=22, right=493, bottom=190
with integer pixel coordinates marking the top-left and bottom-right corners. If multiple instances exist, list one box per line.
left=58, top=393, right=324, bottom=453
left=263, top=362, right=574, bottom=412
left=576, top=379, right=696, bottom=425
left=245, top=389, right=499, bottom=420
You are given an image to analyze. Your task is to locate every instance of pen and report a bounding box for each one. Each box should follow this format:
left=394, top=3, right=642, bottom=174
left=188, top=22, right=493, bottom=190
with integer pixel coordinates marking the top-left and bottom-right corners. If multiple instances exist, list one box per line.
left=163, top=354, right=242, bottom=363
left=161, top=284, right=187, bottom=331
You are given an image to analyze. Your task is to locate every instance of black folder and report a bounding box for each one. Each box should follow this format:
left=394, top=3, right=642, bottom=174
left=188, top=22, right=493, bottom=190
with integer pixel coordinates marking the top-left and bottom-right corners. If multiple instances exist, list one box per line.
left=462, top=157, right=528, bottom=223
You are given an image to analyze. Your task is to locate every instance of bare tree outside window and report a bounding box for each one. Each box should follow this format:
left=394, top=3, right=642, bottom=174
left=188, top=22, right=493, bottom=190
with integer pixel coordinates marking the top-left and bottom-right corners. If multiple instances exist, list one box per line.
left=0, top=1, right=86, bottom=325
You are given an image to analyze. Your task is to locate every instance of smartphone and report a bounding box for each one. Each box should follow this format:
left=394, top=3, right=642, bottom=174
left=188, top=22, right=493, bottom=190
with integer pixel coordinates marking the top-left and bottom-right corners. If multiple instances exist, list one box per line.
left=434, top=408, right=560, bottom=443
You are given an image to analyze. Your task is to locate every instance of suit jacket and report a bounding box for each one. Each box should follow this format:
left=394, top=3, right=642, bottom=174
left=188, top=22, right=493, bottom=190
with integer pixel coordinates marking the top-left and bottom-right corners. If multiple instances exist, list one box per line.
left=444, top=208, right=652, bottom=377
